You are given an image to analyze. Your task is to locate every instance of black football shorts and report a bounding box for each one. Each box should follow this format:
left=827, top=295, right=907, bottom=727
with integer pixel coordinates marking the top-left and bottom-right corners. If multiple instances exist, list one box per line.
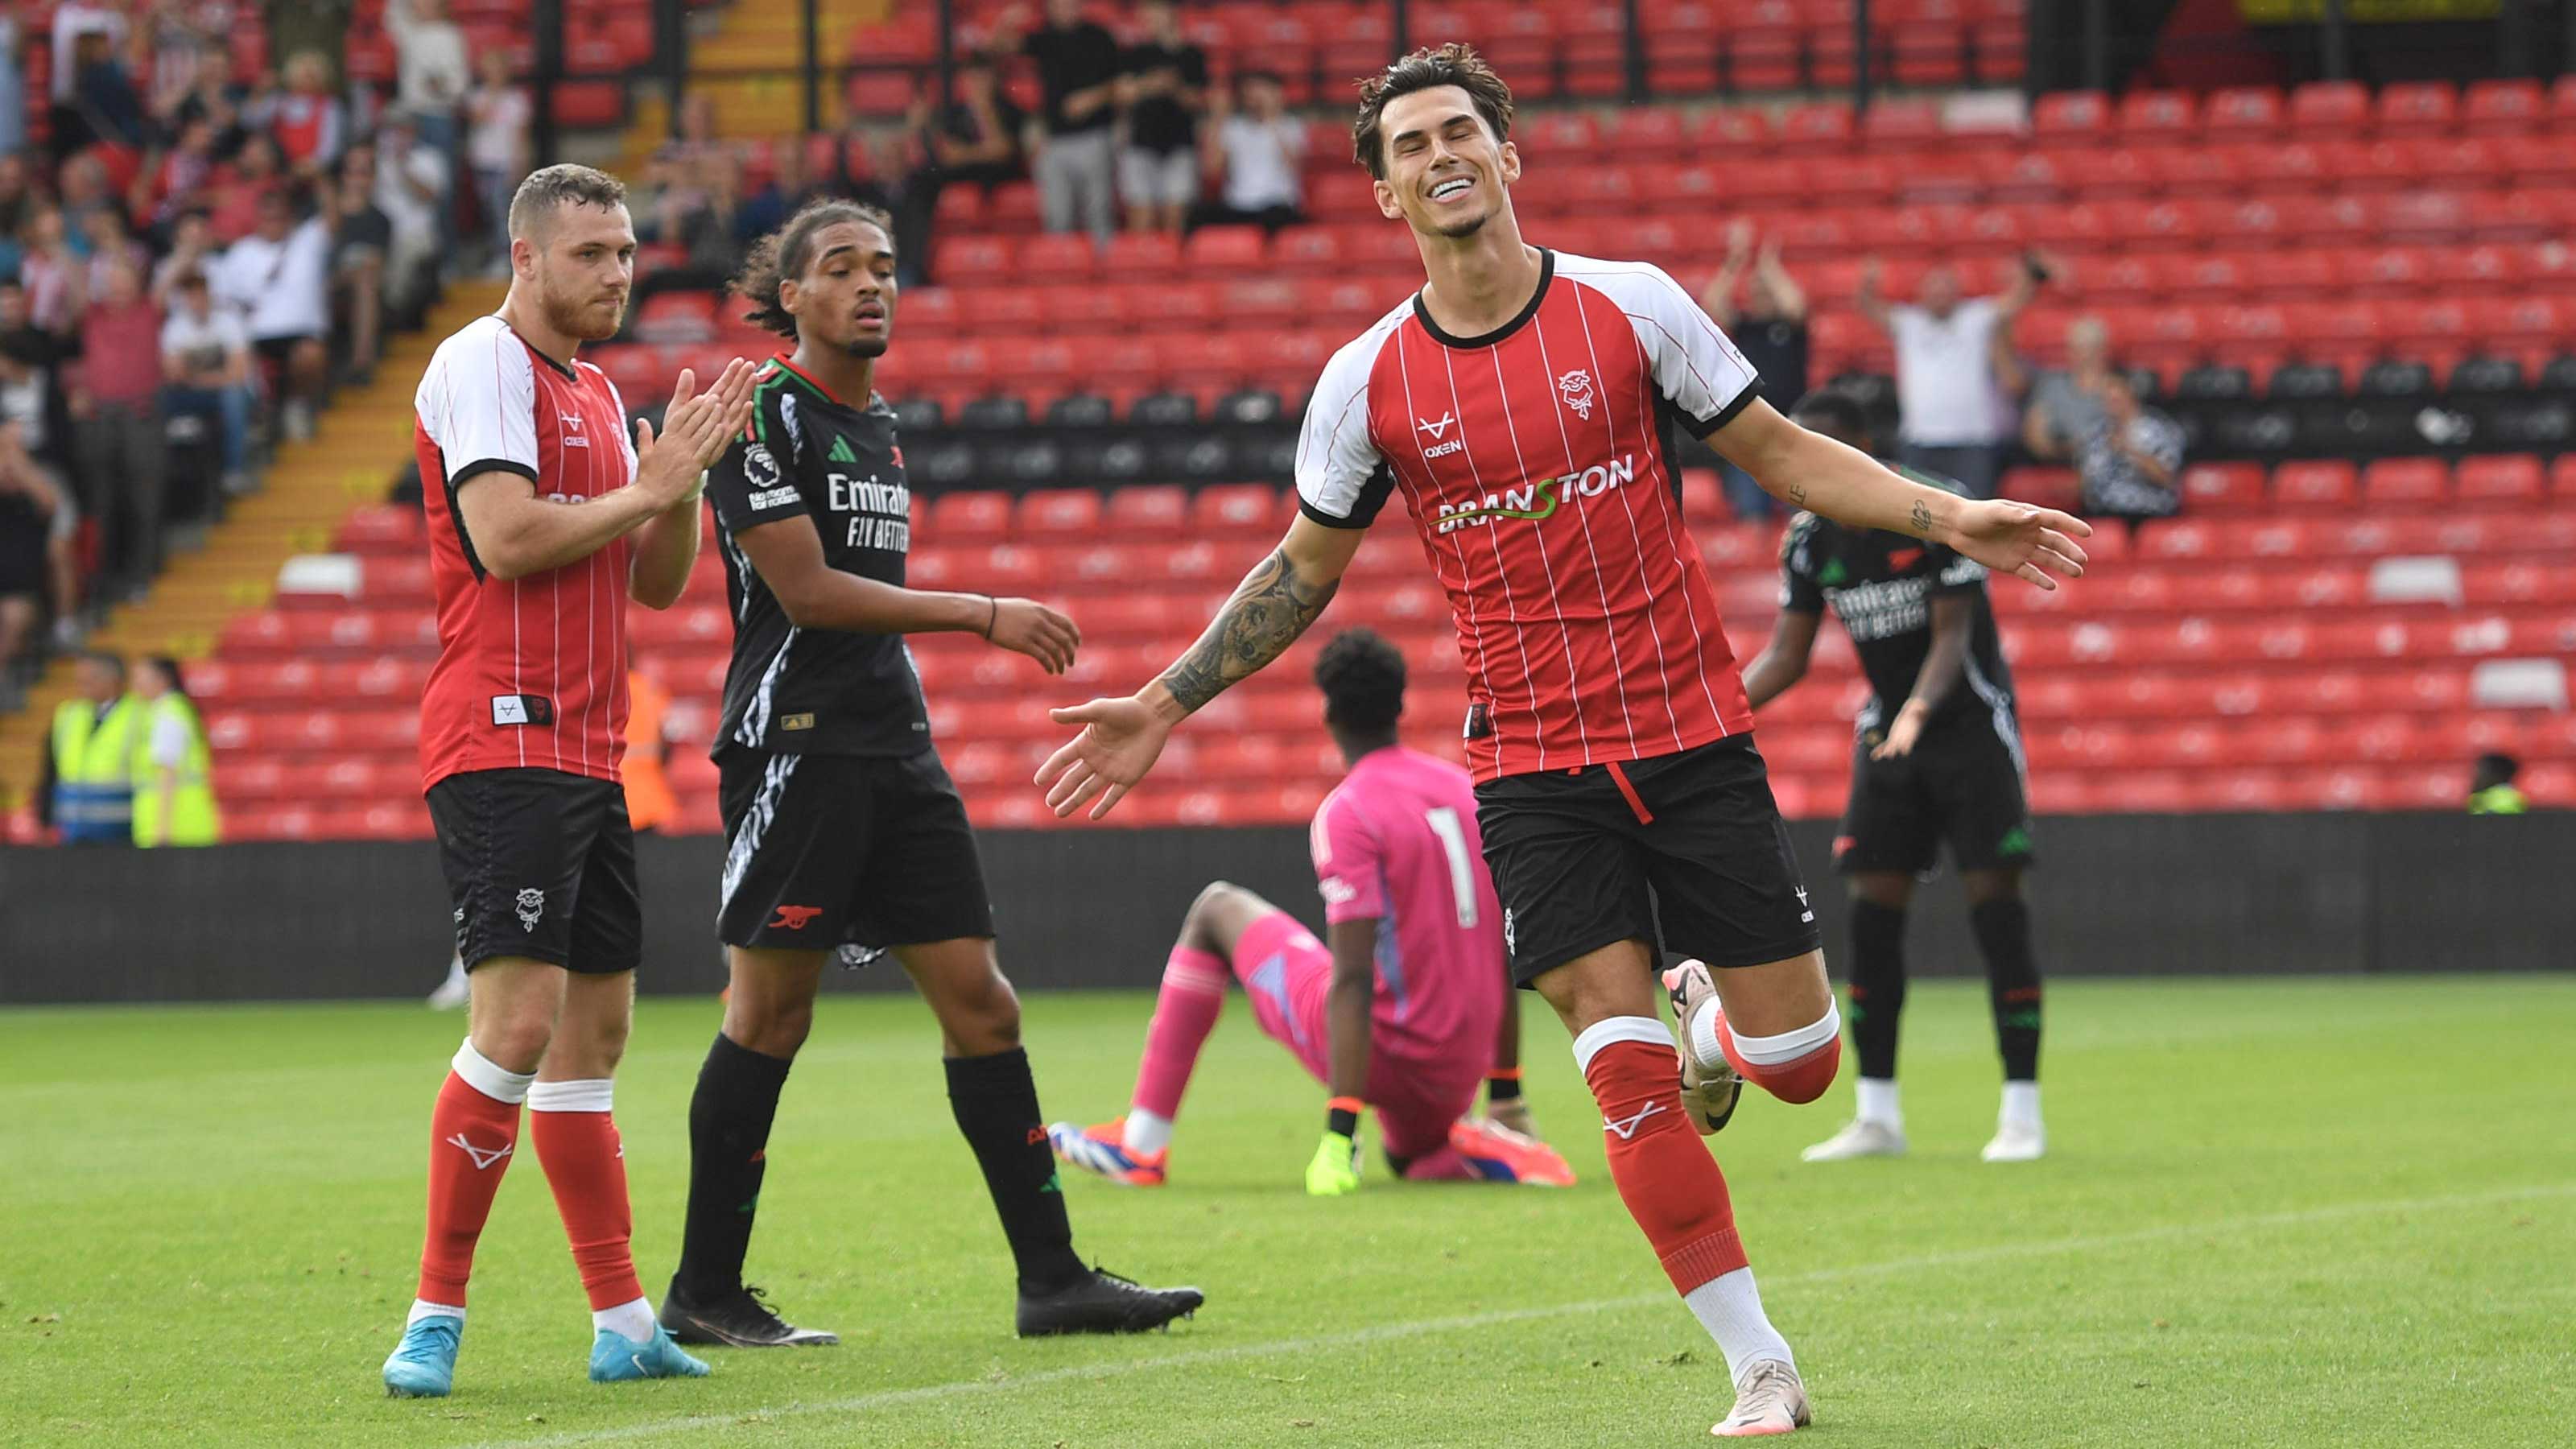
left=1475, top=735, right=1822, bottom=987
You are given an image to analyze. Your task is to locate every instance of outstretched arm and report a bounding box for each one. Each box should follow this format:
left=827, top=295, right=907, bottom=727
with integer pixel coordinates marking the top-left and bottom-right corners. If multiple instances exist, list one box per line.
left=1037, top=514, right=1361, bottom=819
left=1711, top=398, right=2091, bottom=588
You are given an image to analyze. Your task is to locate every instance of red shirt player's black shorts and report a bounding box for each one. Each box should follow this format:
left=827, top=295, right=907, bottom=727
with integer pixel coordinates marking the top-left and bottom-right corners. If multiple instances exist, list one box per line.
left=1472, top=736, right=1822, bottom=988
left=428, top=767, right=643, bottom=975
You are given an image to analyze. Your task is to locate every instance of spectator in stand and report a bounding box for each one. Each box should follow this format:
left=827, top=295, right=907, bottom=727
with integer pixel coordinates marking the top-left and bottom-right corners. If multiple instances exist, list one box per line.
left=1856, top=255, right=2043, bottom=500
left=0, top=427, right=73, bottom=701
left=130, top=654, right=221, bottom=847
left=51, top=2, right=128, bottom=106
left=1699, top=220, right=1808, bottom=522
left=1192, top=70, right=1307, bottom=233
left=328, top=144, right=390, bottom=382
left=894, top=57, right=1026, bottom=285
left=0, top=280, right=68, bottom=469
left=151, top=210, right=218, bottom=303
left=385, top=0, right=470, bottom=161
left=209, top=188, right=330, bottom=441
left=2069, top=375, right=2182, bottom=532
left=255, top=51, right=347, bottom=184
left=204, top=133, right=287, bottom=245
left=19, top=207, right=86, bottom=338
left=0, top=152, right=35, bottom=264
left=1117, top=0, right=1205, bottom=234
left=72, top=258, right=168, bottom=599
left=161, top=267, right=255, bottom=494
left=83, top=207, right=154, bottom=299
left=139, top=3, right=232, bottom=134
left=137, top=114, right=225, bottom=234
left=147, top=38, right=239, bottom=143
left=735, top=135, right=815, bottom=246
left=370, top=109, right=451, bottom=327
left=462, top=47, right=529, bottom=277
left=2009, top=314, right=2116, bottom=464
left=1015, top=0, right=1123, bottom=245
left=57, top=151, right=119, bottom=245
left=0, top=6, right=25, bottom=159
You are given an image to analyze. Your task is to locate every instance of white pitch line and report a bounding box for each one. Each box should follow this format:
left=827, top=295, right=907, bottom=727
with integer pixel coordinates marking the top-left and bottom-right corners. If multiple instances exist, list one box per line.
left=469, top=1180, right=2575, bottom=1449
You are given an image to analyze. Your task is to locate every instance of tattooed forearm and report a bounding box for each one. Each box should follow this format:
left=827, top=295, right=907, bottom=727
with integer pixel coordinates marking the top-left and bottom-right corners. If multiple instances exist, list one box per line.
left=1158, top=547, right=1340, bottom=712
left=1785, top=481, right=1809, bottom=506
left=1909, top=499, right=1933, bottom=537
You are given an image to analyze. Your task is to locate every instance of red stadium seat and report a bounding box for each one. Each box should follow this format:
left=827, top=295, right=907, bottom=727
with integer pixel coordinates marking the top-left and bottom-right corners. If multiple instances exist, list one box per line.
left=2287, top=80, right=2370, bottom=136
left=1102, top=231, right=1182, bottom=279
left=2203, top=86, right=2285, bottom=142
left=2376, top=80, right=2458, bottom=137
left=1104, top=485, right=1188, bottom=539
left=2181, top=462, right=2266, bottom=514
left=2029, top=90, right=2109, bottom=147
left=2273, top=460, right=2359, bottom=510
left=1776, top=103, right=1854, bottom=155
left=2456, top=454, right=2545, bottom=503
left=2462, top=78, right=2545, bottom=135
left=2361, top=458, right=2450, bottom=506
left=2116, top=89, right=2198, bottom=140
left=1018, top=489, right=1102, bottom=536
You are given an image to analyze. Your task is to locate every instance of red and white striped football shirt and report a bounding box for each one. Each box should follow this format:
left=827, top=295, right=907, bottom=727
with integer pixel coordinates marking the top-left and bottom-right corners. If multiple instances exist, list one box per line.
left=413, top=315, right=639, bottom=791
left=1295, top=249, right=1764, bottom=783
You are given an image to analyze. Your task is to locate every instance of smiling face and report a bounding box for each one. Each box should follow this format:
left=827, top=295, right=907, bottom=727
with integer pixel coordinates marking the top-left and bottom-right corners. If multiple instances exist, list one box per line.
left=784, top=217, right=898, bottom=358
left=1370, top=84, right=1519, bottom=242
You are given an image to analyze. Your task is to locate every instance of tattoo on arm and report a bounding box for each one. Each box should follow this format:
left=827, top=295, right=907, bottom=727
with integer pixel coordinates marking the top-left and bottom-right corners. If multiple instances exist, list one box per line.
left=1157, top=547, right=1340, bottom=712
left=1785, top=481, right=1808, bottom=506
left=1909, top=499, right=1933, bottom=538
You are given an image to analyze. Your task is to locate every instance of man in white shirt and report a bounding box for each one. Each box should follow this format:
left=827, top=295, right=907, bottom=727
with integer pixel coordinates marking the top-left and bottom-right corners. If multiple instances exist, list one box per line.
left=374, top=109, right=454, bottom=318
left=209, top=191, right=332, bottom=441
left=1856, top=257, right=2044, bottom=499
left=159, top=270, right=257, bottom=493
left=1193, top=71, right=1306, bottom=232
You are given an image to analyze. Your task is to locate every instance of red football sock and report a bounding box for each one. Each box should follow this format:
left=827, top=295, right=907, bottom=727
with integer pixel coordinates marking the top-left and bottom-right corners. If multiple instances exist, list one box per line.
left=417, top=1063, right=526, bottom=1307
left=1580, top=1023, right=1749, bottom=1294
left=1718, top=1018, right=1843, bottom=1105
left=527, top=1080, right=644, bottom=1312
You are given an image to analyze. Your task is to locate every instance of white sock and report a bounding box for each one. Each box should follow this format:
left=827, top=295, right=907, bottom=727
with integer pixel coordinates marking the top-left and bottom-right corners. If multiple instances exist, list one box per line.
left=451, top=1040, right=535, bottom=1104
left=1682, top=1266, right=1796, bottom=1382
left=2000, top=1081, right=2042, bottom=1131
left=408, top=1298, right=464, bottom=1327
left=1123, top=1108, right=1174, bottom=1156
left=1693, top=1001, right=1841, bottom=1071
left=443, top=955, right=466, bottom=990
left=1856, top=1077, right=1901, bottom=1128
left=593, top=1296, right=657, bottom=1344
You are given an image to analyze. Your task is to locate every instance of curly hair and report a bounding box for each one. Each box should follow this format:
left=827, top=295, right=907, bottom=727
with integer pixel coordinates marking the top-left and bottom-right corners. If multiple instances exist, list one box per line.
left=733, top=197, right=896, bottom=339
left=1313, top=627, right=1408, bottom=735
left=1351, top=43, right=1516, bottom=181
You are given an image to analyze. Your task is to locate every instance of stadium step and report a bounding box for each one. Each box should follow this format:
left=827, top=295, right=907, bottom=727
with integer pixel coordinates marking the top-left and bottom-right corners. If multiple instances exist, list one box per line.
left=617, top=0, right=886, bottom=173
left=0, top=283, right=508, bottom=815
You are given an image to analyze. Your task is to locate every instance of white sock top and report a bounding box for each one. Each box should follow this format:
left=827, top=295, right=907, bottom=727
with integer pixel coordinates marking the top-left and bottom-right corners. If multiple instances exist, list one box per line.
left=1570, top=1015, right=1677, bottom=1076
left=1121, top=1108, right=1174, bottom=1156
left=1856, top=1076, right=1901, bottom=1128
left=451, top=1039, right=535, bottom=1105
left=1696, top=1001, right=1840, bottom=1067
left=1682, top=1266, right=1796, bottom=1382
left=526, top=1078, right=615, bottom=1113
left=2000, top=1080, right=2042, bottom=1130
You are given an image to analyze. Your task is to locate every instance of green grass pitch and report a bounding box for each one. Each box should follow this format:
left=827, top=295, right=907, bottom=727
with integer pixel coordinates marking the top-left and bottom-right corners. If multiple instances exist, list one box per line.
left=6, top=976, right=2571, bottom=1447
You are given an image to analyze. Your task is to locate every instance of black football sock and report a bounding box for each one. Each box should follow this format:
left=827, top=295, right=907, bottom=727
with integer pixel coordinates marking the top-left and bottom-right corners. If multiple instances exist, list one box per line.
left=1971, top=898, right=2043, bottom=1082
left=945, top=1047, right=1086, bottom=1294
left=1846, top=899, right=1908, bottom=1082
left=674, top=1032, right=793, bottom=1298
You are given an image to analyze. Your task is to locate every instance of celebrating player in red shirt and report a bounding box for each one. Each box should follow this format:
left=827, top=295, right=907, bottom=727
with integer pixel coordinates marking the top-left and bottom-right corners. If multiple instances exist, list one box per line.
left=1039, top=47, right=2088, bottom=1438
left=384, top=163, right=754, bottom=1399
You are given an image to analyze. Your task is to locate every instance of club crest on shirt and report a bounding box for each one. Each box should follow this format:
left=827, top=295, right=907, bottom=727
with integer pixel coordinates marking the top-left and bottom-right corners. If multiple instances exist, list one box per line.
left=1557, top=369, right=1596, bottom=421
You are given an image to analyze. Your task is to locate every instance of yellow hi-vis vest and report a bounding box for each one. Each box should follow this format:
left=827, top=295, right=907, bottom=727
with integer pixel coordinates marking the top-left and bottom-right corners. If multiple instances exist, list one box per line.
left=133, top=693, right=221, bottom=847
left=51, top=695, right=140, bottom=842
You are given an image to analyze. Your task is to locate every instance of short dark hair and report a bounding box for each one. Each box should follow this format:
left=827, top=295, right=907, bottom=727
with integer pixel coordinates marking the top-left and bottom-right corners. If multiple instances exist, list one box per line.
left=1352, top=43, right=1515, bottom=181
left=733, top=197, right=896, bottom=339
left=2477, top=752, right=2520, bottom=782
left=1314, top=628, right=1407, bottom=736
left=1790, top=388, right=1872, bottom=443
left=507, top=163, right=628, bottom=242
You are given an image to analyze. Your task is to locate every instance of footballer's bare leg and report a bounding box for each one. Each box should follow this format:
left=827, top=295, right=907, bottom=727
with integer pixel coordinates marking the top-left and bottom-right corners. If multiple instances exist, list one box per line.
left=898, top=936, right=1205, bottom=1335
left=665, top=946, right=840, bottom=1347
left=1535, top=942, right=1810, bottom=1435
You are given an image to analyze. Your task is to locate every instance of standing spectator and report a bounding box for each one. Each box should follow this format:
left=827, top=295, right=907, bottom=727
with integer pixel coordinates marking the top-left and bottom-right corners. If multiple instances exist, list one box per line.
left=72, top=258, right=168, bottom=598
left=370, top=109, right=451, bottom=326
left=209, top=188, right=331, bottom=441
left=1699, top=220, right=1808, bottom=521
left=1117, top=0, right=1205, bottom=233
left=0, top=427, right=70, bottom=700
left=462, top=47, right=528, bottom=276
left=1016, top=0, right=1123, bottom=244
left=384, top=0, right=469, bottom=160
left=151, top=210, right=220, bottom=302
left=57, top=153, right=119, bottom=245
left=1855, top=256, right=2042, bottom=500
left=1192, top=72, right=1307, bottom=233
left=2070, top=376, right=2183, bottom=531
left=204, top=133, right=287, bottom=244
left=138, top=114, right=225, bottom=233
left=257, top=51, right=347, bottom=184
left=0, top=6, right=26, bottom=159
left=0, top=281, right=68, bottom=468
left=894, top=58, right=1026, bottom=284
left=18, top=208, right=87, bottom=338
left=130, top=654, right=221, bottom=846
left=0, top=152, right=35, bottom=261
left=735, top=135, right=815, bottom=245
left=51, top=2, right=128, bottom=105
left=2467, top=753, right=2529, bottom=815
left=83, top=207, right=153, bottom=299
left=328, top=146, right=390, bottom=381
left=159, top=267, right=256, bottom=495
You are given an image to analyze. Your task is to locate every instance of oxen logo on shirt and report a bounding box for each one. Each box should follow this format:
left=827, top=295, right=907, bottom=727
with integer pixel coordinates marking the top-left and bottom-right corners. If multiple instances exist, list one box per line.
left=1557, top=369, right=1596, bottom=421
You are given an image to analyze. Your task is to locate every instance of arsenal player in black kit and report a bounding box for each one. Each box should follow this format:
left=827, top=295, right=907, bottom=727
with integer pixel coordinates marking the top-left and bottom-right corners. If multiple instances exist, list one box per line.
left=658, top=199, right=1203, bottom=1348
left=1740, top=390, right=2046, bottom=1167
